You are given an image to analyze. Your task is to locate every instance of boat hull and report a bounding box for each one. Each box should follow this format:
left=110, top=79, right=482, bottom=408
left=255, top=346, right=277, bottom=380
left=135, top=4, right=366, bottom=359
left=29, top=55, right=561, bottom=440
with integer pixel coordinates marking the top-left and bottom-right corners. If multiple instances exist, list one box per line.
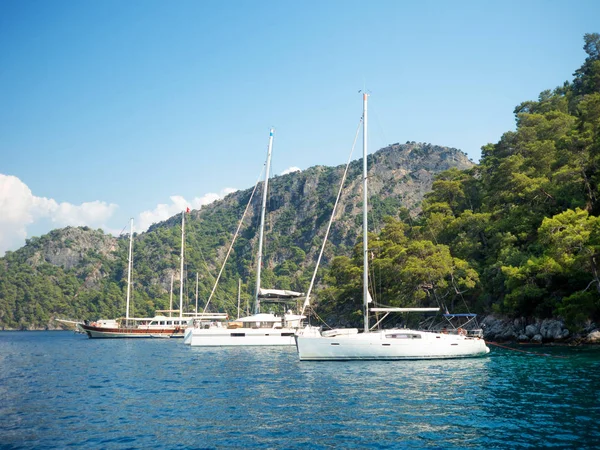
left=295, top=328, right=490, bottom=360
left=188, top=328, right=296, bottom=346
left=80, top=324, right=185, bottom=339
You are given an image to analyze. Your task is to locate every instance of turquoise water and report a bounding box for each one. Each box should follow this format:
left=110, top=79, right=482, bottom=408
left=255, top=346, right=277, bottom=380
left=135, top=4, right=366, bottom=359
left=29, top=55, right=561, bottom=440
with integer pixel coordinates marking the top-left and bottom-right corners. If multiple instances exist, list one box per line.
left=0, top=332, right=599, bottom=449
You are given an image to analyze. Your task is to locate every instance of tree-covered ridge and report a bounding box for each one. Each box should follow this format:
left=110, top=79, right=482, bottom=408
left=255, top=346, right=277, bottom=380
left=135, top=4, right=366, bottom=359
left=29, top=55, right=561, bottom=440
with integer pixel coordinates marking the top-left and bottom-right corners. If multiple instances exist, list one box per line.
left=310, top=34, right=600, bottom=330
left=0, top=140, right=470, bottom=329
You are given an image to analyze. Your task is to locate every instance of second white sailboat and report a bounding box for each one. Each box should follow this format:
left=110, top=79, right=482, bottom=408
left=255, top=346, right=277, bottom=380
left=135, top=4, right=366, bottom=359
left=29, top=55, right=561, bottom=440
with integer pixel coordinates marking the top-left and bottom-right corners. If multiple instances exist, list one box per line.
left=188, top=128, right=305, bottom=347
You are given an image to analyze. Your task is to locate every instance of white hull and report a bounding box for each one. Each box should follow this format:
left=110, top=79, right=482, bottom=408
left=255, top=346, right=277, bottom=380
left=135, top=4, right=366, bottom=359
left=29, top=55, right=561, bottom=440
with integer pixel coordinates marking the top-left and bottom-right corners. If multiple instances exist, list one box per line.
left=295, top=327, right=490, bottom=360
left=185, top=312, right=303, bottom=346
left=188, top=327, right=296, bottom=346
left=183, top=327, right=194, bottom=345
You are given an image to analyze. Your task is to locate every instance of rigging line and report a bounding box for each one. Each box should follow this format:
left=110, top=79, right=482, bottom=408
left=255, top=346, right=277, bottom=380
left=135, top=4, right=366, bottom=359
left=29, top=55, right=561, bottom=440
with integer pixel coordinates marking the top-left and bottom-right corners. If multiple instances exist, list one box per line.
left=369, top=99, right=390, bottom=156
left=367, top=250, right=377, bottom=306
left=428, top=277, right=444, bottom=311
left=311, top=308, right=333, bottom=330
left=184, top=261, right=191, bottom=312
left=186, top=221, right=215, bottom=288
left=301, top=116, right=363, bottom=315
left=209, top=281, right=243, bottom=311
left=364, top=105, right=391, bottom=308
left=202, top=167, right=265, bottom=314
left=454, top=273, right=473, bottom=314
left=417, top=213, right=477, bottom=318
left=365, top=94, right=394, bottom=307
left=118, top=222, right=129, bottom=236
left=252, top=156, right=270, bottom=231
left=212, top=291, right=239, bottom=312
left=196, top=243, right=217, bottom=286
left=190, top=222, right=220, bottom=289
left=487, top=341, right=568, bottom=358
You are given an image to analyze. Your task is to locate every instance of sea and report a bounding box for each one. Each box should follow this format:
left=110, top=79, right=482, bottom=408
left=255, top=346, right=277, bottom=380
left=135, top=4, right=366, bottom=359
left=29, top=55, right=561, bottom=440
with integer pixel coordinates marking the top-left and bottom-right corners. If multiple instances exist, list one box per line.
left=1, top=331, right=599, bottom=449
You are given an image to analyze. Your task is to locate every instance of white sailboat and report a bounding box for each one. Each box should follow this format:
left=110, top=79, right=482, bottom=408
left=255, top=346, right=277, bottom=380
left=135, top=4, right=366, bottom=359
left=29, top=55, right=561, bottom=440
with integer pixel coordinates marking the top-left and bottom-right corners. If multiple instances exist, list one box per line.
left=188, top=128, right=305, bottom=347
left=295, top=93, right=490, bottom=360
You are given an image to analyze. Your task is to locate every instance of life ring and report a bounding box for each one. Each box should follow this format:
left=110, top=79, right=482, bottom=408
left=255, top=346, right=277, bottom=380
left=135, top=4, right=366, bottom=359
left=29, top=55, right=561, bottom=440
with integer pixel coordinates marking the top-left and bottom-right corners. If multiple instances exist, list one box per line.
left=458, top=328, right=467, bottom=336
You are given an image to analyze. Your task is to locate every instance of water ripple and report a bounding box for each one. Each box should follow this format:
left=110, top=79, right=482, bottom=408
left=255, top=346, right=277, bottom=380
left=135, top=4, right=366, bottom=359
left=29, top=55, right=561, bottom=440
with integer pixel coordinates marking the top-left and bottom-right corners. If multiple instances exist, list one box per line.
left=1, top=332, right=599, bottom=449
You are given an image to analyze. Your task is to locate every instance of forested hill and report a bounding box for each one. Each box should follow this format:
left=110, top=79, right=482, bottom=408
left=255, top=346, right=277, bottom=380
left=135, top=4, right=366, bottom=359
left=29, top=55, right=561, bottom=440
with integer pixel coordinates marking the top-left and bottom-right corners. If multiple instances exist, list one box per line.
left=0, top=142, right=473, bottom=330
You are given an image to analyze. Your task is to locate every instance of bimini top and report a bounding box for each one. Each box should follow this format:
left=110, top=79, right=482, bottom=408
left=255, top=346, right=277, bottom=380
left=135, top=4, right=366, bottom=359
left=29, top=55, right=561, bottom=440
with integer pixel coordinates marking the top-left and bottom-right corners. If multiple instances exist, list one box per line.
left=258, top=288, right=304, bottom=299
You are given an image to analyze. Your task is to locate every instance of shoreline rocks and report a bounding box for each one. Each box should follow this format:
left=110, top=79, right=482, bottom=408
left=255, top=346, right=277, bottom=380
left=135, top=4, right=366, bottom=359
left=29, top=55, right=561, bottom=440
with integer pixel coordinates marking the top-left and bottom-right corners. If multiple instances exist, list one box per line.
left=481, top=315, right=597, bottom=344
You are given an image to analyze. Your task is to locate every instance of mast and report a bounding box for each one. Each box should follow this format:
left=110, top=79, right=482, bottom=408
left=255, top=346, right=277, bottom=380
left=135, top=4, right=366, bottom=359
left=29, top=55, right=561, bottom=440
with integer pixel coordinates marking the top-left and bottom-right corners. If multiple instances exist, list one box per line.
left=195, top=272, right=199, bottom=313
left=362, top=93, right=369, bottom=333
left=254, top=128, right=274, bottom=314
left=179, top=210, right=185, bottom=319
left=169, top=273, right=174, bottom=317
left=237, top=278, right=241, bottom=319
left=125, top=218, right=134, bottom=325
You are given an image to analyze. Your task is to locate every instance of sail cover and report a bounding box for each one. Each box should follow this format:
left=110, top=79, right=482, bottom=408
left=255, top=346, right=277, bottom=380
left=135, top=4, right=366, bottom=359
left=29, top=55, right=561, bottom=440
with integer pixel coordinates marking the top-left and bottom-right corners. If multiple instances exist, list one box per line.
left=258, top=288, right=304, bottom=299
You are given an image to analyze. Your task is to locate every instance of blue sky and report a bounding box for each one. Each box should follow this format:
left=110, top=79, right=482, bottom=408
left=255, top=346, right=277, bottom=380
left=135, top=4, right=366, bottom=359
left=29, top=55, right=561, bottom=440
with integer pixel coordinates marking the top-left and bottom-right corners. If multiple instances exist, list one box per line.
left=0, top=0, right=598, bottom=255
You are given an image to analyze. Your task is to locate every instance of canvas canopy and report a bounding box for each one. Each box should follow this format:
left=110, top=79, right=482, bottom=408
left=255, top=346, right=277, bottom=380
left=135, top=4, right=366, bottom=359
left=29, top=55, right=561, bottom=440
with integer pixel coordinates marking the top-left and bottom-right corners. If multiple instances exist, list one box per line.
left=258, top=288, right=304, bottom=299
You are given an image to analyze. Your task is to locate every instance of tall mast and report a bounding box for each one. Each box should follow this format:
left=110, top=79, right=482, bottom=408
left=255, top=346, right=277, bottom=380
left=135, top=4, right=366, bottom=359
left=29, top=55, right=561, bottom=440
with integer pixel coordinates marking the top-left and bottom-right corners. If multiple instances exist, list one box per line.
left=254, top=128, right=274, bottom=314
left=169, top=273, right=174, bottom=317
left=179, top=210, right=185, bottom=319
left=362, top=93, right=369, bottom=333
left=237, top=278, right=241, bottom=319
left=125, top=218, right=134, bottom=324
left=195, top=272, right=199, bottom=313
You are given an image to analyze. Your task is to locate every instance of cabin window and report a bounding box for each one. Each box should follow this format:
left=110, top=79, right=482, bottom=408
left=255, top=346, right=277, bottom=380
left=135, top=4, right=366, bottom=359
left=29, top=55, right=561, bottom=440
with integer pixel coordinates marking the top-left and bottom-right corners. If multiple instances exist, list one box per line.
left=159, top=321, right=165, bottom=325
left=385, top=333, right=421, bottom=339
left=167, top=321, right=172, bottom=325
left=231, top=333, right=245, bottom=337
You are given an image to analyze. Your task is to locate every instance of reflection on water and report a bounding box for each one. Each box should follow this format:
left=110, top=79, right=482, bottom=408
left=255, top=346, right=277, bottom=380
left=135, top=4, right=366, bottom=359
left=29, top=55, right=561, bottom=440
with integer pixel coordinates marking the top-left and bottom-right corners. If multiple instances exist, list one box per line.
left=1, top=332, right=599, bottom=449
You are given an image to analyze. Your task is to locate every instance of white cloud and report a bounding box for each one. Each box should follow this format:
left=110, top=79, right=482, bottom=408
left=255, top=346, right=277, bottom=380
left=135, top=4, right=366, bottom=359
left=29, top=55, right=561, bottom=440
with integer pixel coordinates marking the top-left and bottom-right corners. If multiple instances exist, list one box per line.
left=280, top=166, right=301, bottom=175
left=0, top=174, right=118, bottom=255
left=136, top=188, right=238, bottom=232
left=38, top=199, right=118, bottom=227
left=0, top=173, right=238, bottom=256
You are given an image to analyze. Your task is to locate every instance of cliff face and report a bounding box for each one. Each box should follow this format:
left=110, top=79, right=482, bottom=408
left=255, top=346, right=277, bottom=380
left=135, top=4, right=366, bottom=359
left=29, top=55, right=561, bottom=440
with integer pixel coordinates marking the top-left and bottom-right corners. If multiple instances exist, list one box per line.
left=0, top=142, right=474, bottom=329
left=24, top=227, right=117, bottom=271
left=256, top=142, right=474, bottom=262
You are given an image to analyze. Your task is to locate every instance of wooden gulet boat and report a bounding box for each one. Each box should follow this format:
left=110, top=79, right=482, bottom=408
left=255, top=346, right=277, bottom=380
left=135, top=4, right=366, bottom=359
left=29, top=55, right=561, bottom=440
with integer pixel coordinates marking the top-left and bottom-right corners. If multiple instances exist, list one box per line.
left=81, top=215, right=227, bottom=339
